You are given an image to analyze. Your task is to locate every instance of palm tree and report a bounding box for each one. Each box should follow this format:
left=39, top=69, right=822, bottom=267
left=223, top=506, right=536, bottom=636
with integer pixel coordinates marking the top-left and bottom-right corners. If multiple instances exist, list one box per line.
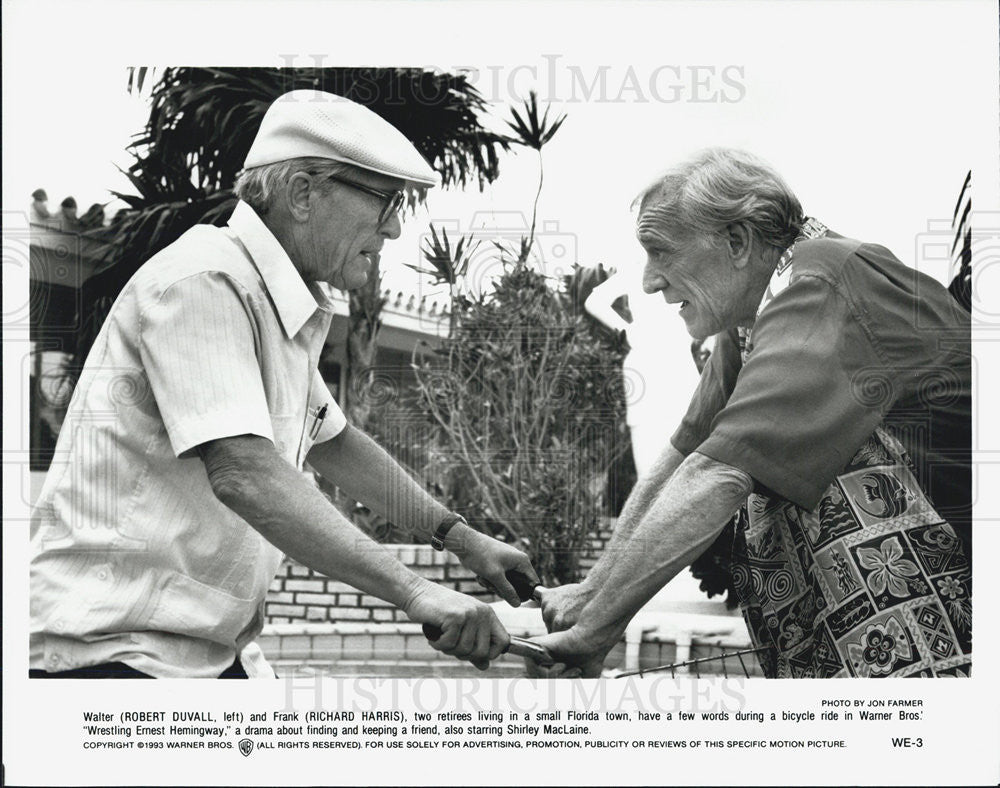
left=71, top=66, right=511, bottom=428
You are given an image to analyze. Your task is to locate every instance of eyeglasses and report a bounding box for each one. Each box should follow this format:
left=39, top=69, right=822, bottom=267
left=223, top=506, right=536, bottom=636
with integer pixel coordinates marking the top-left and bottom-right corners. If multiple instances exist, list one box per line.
left=320, top=172, right=405, bottom=225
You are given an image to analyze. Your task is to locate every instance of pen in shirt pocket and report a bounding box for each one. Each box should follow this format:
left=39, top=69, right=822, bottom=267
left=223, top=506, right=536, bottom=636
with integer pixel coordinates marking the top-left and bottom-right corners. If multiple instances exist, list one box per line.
left=309, top=404, right=328, bottom=440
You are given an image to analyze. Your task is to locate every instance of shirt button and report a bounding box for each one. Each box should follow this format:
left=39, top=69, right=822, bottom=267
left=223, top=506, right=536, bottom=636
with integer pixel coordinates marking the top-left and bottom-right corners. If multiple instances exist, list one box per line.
left=97, top=569, right=109, bottom=581
left=49, top=654, right=61, bottom=666
left=53, top=619, right=65, bottom=633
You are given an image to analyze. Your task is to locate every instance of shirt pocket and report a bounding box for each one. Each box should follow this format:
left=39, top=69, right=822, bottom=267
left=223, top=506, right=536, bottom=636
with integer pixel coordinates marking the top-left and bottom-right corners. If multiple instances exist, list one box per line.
left=296, top=371, right=346, bottom=466
left=147, top=572, right=260, bottom=648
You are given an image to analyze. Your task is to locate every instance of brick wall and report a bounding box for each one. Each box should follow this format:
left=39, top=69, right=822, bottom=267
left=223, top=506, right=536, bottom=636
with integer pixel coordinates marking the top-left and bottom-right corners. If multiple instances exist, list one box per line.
left=258, top=623, right=528, bottom=678
left=265, top=544, right=495, bottom=624
left=580, top=516, right=616, bottom=572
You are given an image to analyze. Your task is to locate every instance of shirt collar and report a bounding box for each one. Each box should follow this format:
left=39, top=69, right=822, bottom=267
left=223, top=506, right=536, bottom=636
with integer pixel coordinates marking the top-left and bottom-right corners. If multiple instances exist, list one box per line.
left=738, top=217, right=829, bottom=360
left=754, top=216, right=830, bottom=320
left=227, top=200, right=334, bottom=339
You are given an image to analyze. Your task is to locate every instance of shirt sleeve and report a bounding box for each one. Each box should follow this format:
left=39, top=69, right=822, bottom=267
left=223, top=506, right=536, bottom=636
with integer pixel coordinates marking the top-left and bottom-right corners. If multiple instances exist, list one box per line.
left=139, top=271, right=275, bottom=457
left=307, top=366, right=347, bottom=445
left=670, top=329, right=743, bottom=455
left=694, top=273, right=888, bottom=511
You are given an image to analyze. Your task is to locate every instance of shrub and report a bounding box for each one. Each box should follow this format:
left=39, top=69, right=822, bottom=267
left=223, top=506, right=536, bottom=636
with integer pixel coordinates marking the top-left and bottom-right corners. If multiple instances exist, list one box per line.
left=414, top=259, right=627, bottom=585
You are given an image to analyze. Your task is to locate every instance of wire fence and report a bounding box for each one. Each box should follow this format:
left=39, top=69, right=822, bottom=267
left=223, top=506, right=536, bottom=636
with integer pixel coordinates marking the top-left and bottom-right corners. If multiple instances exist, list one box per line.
left=615, top=643, right=772, bottom=679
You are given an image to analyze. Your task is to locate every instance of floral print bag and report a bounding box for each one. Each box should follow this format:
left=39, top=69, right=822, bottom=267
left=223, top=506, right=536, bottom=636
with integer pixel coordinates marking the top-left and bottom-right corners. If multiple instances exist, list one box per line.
left=732, top=426, right=971, bottom=677
left=731, top=219, right=972, bottom=678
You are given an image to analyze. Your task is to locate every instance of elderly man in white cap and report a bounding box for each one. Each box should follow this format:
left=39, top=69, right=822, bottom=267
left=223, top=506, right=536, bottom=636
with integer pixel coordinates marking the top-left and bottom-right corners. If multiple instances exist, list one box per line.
left=29, top=90, right=537, bottom=678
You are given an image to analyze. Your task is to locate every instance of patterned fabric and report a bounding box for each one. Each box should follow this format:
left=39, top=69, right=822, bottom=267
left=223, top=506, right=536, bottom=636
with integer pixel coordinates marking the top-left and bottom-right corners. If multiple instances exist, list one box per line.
left=731, top=219, right=972, bottom=678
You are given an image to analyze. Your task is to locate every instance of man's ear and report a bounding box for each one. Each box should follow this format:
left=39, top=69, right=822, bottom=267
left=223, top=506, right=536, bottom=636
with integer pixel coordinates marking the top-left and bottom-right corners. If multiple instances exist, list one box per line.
left=726, top=223, right=753, bottom=269
left=284, top=172, right=314, bottom=223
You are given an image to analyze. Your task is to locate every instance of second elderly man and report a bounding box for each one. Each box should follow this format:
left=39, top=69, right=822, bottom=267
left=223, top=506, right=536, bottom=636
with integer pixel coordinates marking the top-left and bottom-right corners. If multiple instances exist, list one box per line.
left=535, top=148, right=972, bottom=679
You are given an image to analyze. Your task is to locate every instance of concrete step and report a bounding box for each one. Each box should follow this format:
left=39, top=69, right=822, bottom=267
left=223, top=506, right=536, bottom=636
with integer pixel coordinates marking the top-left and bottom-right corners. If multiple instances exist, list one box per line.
left=271, top=659, right=528, bottom=679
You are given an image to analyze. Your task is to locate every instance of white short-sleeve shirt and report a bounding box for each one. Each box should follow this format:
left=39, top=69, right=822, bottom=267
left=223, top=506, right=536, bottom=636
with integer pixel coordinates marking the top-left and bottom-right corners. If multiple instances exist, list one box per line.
left=29, top=201, right=346, bottom=677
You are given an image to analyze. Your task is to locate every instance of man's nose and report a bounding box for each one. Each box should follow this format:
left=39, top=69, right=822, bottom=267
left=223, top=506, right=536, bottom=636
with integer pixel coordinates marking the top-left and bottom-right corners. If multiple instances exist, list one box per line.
left=380, top=211, right=403, bottom=240
left=642, top=266, right=666, bottom=294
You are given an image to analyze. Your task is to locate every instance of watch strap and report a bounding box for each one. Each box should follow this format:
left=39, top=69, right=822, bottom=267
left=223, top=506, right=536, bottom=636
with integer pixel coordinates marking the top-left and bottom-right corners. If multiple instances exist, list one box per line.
left=431, top=513, right=467, bottom=551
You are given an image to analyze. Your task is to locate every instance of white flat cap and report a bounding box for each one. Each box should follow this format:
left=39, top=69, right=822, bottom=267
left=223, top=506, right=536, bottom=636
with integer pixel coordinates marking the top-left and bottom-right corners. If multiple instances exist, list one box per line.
left=243, top=90, right=439, bottom=187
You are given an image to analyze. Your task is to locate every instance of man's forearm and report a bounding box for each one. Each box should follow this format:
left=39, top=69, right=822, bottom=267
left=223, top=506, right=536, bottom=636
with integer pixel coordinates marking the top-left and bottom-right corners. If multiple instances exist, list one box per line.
left=582, top=443, right=686, bottom=589
left=307, top=425, right=446, bottom=537
left=207, top=437, right=428, bottom=611
left=576, top=452, right=751, bottom=647
left=306, top=425, right=478, bottom=553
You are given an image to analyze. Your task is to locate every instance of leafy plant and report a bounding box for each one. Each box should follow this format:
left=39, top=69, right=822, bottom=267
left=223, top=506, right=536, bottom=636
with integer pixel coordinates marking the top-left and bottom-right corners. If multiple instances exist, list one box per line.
left=410, top=225, right=480, bottom=288
left=345, top=254, right=387, bottom=429
left=414, top=262, right=628, bottom=585
left=408, top=225, right=480, bottom=336
left=408, top=94, right=635, bottom=583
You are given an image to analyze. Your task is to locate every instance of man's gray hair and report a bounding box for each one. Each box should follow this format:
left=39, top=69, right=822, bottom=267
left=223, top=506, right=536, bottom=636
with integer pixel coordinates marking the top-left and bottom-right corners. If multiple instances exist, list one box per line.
left=634, top=148, right=804, bottom=252
left=234, top=157, right=351, bottom=215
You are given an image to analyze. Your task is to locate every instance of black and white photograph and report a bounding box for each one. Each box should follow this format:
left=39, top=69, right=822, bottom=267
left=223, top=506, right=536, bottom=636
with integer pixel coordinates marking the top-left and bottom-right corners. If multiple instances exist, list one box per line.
left=3, top=0, right=999, bottom=785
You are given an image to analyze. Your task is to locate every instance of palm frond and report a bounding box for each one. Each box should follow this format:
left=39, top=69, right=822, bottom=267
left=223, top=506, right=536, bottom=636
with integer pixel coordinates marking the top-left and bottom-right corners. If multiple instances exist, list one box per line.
left=505, top=90, right=567, bottom=150
left=125, top=67, right=510, bottom=197
left=411, top=225, right=480, bottom=286
left=126, top=66, right=154, bottom=95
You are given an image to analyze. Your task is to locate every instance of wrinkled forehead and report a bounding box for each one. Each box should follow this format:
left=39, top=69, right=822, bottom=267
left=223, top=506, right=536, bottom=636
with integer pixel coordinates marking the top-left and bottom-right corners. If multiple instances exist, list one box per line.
left=635, top=197, right=682, bottom=250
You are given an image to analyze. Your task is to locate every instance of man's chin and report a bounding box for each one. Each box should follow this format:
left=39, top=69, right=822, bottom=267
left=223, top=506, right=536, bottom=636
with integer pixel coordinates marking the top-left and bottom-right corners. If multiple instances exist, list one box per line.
left=679, top=314, right=703, bottom=340
left=333, top=271, right=370, bottom=292
left=337, top=256, right=373, bottom=291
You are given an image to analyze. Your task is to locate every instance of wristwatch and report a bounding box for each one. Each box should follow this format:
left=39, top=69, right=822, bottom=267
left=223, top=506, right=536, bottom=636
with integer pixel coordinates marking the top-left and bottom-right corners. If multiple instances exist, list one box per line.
left=431, top=513, right=468, bottom=551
